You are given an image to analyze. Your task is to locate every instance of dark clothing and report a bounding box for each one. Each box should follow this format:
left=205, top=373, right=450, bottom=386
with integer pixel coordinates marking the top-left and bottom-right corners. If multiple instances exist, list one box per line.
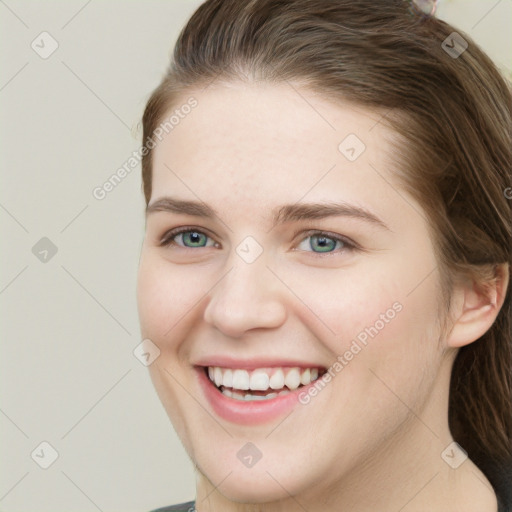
left=150, top=502, right=195, bottom=512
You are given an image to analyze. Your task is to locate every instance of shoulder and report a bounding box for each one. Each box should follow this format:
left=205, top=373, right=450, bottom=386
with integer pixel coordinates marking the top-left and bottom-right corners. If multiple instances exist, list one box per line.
left=148, top=501, right=196, bottom=512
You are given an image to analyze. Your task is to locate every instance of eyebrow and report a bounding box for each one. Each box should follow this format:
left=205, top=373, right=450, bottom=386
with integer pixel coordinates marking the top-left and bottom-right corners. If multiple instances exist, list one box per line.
left=146, top=197, right=391, bottom=231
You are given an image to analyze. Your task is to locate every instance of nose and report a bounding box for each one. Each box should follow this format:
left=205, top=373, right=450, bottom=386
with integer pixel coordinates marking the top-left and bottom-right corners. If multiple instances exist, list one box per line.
left=203, top=254, right=287, bottom=338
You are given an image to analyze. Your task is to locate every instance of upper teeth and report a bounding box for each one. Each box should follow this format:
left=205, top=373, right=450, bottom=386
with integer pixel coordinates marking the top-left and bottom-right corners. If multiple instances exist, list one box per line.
left=207, top=367, right=320, bottom=391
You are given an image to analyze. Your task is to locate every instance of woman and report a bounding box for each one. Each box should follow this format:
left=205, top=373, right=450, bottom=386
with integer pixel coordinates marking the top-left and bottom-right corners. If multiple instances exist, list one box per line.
left=136, top=0, right=512, bottom=510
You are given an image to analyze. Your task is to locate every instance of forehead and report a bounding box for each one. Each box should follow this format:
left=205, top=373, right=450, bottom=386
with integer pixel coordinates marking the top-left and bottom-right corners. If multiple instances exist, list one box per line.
left=149, top=82, right=414, bottom=227
left=153, top=81, right=388, bottom=168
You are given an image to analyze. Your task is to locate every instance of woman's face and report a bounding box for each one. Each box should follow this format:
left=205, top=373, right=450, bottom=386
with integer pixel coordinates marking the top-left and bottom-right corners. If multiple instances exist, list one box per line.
left=137, top=82, right=452, bottom=504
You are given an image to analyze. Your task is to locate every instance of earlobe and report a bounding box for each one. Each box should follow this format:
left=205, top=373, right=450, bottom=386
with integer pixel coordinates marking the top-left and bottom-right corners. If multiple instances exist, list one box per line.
left=446, top=263, right=509, bottom=349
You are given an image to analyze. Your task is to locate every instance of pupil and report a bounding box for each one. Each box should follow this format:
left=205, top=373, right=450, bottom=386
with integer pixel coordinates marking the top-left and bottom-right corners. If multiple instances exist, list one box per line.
left=313, top=235, right=334, bottom=252
left=186, top=232, right=203, bottom=246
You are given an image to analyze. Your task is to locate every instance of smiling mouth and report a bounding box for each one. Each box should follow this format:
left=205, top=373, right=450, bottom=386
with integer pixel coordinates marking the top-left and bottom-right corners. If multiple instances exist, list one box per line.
left=205, top=366, right=327, bottom=401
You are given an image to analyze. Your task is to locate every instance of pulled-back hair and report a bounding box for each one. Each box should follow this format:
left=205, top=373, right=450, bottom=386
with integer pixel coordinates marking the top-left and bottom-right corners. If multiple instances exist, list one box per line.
left=141, top=0, right=512, bottom=504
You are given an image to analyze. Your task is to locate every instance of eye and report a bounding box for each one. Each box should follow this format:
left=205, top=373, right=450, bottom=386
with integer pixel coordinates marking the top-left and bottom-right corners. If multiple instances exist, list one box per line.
left=159, top=227, right=217, bottom=249
left=159, top=227, right=358, bottom=255
left=295, top=230, right=357, bottom=254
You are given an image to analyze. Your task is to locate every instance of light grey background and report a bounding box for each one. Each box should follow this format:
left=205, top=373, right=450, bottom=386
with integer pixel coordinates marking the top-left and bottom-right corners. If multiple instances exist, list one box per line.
left=0, top=1, right=510, bottom=511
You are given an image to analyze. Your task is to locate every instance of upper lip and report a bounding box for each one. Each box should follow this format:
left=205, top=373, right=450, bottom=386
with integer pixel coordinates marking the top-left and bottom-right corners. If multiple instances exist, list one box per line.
left=194, top=356, right=327, bottom=370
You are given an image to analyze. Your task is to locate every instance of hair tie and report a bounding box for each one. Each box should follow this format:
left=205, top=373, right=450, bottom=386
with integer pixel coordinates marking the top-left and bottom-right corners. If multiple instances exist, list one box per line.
left=409, top=0, right=438, bottom=17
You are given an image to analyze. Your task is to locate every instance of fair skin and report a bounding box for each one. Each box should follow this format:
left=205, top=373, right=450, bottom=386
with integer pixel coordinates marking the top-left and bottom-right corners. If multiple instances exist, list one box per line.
left=137, top=81, right=508, bottom=512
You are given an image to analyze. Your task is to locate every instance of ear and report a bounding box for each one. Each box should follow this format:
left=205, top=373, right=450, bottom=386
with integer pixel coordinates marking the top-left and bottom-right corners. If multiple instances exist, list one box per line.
left=446, top=263, right=509, bottom=348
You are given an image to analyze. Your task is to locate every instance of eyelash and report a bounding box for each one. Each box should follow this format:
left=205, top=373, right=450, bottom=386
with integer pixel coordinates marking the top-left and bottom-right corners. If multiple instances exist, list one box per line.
left=158, top=226, right=359, bottom=256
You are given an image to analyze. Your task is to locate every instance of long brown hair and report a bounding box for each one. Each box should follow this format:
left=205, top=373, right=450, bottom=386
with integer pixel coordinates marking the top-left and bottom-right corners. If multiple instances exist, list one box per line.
left=140, top=0, right=512, bottom=503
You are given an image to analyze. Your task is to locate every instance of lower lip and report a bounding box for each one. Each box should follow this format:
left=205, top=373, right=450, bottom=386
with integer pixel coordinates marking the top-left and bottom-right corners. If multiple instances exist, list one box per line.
left=196, top=367, right=319, bottom=425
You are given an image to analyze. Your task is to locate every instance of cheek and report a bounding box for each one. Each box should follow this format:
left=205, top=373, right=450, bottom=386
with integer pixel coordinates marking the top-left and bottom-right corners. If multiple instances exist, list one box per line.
left=136, top=252, right=205, bottom=441
left=137, top=251, right=211, bottom=341
left=326, top=277, right=442, bottom=423
left=282, top=257, right=442, bottom=375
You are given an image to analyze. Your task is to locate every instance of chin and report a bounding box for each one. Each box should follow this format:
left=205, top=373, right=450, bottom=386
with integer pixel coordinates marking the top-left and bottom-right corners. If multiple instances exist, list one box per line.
left=195, top=452, right=315, bottom=505
left=207, top=475, right=294, bottom=504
